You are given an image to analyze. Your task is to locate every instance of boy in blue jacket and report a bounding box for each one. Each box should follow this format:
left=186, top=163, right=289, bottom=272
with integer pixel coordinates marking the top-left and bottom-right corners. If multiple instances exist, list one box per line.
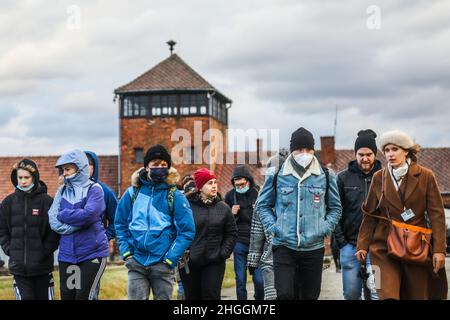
left=115, top=144, right=195, bottom=300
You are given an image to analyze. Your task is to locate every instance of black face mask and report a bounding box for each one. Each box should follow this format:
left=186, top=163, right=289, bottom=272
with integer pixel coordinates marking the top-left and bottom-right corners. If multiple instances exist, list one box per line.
left=149, top=167, right=169, bottom=183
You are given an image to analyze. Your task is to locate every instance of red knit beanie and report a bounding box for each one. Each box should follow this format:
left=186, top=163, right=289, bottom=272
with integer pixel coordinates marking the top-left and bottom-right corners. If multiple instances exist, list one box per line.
left=194, top=168, right=216, bottom=191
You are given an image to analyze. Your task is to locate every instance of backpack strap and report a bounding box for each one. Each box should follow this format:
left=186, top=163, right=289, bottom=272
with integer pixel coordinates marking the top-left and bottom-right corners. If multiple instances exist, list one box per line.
left=320, top=165, right=330, bottom=210
left=131, top=186, right=141, bottom=206
left=130, top=184, right=176, bottom=216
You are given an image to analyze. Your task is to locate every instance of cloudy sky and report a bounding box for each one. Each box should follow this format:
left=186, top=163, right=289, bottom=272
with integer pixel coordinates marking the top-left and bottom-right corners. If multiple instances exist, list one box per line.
left=1, top=0, right=449, bottom=156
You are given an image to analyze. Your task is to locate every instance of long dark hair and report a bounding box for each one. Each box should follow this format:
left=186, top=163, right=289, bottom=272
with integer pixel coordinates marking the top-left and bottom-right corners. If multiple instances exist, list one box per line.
left=407, top=144, right=421, bottom=162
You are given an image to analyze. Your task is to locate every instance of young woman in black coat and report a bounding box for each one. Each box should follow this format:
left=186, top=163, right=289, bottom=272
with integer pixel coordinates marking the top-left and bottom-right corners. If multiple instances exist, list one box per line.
left=0, top=159, right=60, bottom=300
left=180, top=168, right=237, bottom=300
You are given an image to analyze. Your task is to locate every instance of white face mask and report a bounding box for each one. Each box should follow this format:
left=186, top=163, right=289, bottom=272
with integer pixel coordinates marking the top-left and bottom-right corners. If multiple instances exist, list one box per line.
left=293, top=153, right=314, bottom=168
left=64, top=172, right=78, bottom=183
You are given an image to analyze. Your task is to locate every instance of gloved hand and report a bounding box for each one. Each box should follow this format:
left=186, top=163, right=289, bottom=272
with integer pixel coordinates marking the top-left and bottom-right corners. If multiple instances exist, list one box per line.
left=248, top=267, right=256, bottom=276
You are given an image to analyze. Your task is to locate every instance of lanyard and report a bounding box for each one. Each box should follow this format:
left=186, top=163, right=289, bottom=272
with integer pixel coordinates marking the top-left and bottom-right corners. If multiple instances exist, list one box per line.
left=391, top=167, right=409, bottom=210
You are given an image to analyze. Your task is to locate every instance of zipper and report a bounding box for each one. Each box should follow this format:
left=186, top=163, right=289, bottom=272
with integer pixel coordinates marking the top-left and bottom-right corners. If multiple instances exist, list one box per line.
left=23, top=196, right=28, bottom=274
left=144, top=186, right=154, bottom=266
left=364, top=178, right=369, bottom=198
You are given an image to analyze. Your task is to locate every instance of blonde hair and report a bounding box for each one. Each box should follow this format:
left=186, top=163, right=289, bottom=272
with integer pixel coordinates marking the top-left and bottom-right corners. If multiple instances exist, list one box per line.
left=13, top=162, right=36, bottom=174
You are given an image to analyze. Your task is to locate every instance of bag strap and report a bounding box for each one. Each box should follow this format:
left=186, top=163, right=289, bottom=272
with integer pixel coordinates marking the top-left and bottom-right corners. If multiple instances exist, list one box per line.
left=365, top=169, right=432, bottom=230
left=364, top=168, right=390, bottom=223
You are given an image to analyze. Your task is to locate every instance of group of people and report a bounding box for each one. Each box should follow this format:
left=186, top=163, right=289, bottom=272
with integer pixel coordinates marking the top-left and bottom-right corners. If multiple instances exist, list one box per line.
left=0, top=150, right=117, bottom=300
left=0, top=125, right=447, bottom=300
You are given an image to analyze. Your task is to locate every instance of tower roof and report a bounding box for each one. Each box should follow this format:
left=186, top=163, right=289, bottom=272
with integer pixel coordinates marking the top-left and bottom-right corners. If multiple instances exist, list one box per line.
left=114, top=54, right=231, bottom=103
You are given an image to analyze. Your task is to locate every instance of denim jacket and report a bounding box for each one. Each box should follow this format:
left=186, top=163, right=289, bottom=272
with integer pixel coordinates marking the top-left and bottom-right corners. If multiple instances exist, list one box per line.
left=256, top=155, right=342, bottom=251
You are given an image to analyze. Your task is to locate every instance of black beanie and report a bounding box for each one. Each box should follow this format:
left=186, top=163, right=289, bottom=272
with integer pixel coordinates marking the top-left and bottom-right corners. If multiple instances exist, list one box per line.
left=144, top=144, right=171, bottom=168
left=290, top=127, right=315, bottom=152
left=354, top=129, right=378, bottom=155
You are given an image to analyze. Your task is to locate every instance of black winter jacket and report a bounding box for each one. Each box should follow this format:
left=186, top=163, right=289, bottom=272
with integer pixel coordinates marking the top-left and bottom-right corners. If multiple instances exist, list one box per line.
left=0, top=161, right=60, bottom=277
left=224, top=165, right=259, bottom=245
left=187, top=193, right=238, bottom=267
left=333, top=160, right=382, bottom=248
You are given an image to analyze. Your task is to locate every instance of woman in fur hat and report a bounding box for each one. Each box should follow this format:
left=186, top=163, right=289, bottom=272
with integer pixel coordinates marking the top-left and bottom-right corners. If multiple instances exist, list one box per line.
left=356, top=130, right=447, bottom=299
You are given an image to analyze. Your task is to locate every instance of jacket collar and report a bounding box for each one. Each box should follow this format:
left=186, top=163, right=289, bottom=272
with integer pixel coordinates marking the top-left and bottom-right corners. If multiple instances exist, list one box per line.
left=282, top=154, right=322, bottom=183
left=131, top=167, right=180, bottom=189
left=383, top=161, right=422, bottom=212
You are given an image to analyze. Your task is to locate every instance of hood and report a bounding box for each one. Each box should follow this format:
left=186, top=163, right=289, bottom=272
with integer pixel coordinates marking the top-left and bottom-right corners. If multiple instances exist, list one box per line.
left=84, top=150, right=99, bottom=182
left=348, top=159, right=382, bottom=176
left=231, top=165, right=255, bottom=188
left=11, top=158, right=41, bottom=192
left=55, top=149, right=91, bottom=187
left=131, top=166, right=180, bottom=188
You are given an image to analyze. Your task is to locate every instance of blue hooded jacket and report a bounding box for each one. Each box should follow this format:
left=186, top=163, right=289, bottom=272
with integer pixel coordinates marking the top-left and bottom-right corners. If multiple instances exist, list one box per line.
left=85, top=151, right=118, bottom=241
left=115, top=167, right=195, bottom=268
left=48, top=150, right=109, bottom=264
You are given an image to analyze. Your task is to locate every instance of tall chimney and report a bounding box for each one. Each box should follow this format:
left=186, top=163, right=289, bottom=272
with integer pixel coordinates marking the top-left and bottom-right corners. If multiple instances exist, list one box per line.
left=320, top=136, right=336, bottom=166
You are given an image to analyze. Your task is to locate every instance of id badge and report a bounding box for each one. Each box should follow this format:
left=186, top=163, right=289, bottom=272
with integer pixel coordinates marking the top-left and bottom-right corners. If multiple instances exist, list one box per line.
left=400, top=208, right=415, bottom=222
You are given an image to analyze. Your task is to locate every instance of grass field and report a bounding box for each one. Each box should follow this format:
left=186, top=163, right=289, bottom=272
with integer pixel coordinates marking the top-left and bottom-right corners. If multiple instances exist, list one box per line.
left=0, top=260, right=243, bottom=300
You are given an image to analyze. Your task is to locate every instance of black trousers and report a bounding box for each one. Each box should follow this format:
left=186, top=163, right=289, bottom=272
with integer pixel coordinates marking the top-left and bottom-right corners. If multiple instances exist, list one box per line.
left=13, top=273, right=54, bottom=300
left=59, top=257, right=107, bottom=300
left=273, top=246, right=324, bottom=300
left=180, top=260, right=226, bottom=300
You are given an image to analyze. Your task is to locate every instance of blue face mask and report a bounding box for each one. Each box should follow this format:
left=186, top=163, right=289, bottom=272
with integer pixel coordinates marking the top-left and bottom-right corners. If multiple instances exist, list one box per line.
left=149, top=167, right=169, bottom=183
left=235, top=185, right=250, bottom=194
left=17, top=183, right=34, bottom=192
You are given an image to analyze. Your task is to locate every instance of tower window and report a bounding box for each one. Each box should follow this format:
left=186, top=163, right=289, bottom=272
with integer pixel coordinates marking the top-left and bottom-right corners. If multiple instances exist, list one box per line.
left=123, top=98, right=132, bottom=117
left=153, top=107, right=161, bottom=116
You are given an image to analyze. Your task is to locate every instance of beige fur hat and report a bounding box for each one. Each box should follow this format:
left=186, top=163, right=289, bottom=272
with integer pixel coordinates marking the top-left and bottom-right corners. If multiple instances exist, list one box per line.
left=378, top=130, right=414, bottom=151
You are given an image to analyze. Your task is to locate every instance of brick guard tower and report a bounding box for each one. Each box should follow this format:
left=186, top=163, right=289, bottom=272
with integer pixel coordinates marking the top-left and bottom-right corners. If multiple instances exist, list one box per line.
left=114, top=42, right=232, bottom=194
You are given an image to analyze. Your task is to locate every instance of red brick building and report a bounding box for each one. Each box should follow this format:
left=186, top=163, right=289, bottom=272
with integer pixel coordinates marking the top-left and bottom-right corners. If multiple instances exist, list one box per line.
left=114, top=52, right=231, bottom=195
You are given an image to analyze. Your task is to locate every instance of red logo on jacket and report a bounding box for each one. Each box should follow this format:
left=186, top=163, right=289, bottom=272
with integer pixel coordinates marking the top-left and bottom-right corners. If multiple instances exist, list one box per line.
left=32, top=209, right=39, bottom=216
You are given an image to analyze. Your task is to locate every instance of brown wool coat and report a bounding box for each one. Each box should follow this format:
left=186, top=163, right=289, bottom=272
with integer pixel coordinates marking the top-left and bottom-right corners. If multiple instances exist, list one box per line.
left=357, top=162, right=448, bottom=300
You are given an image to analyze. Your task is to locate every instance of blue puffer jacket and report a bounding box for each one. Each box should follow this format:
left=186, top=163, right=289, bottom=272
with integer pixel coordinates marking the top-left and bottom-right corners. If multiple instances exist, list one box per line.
left=257, top=154, right=342, bottom=251
left=48, top=150, right=109, bottom=264
left=85, top=151, right=118, bottom=241
left=115, top=167, right=195, bottom=268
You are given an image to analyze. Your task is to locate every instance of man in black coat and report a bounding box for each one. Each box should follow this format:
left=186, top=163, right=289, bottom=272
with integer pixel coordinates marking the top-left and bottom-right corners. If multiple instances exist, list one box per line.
left=224, top=165, right=264, bottom=300
left=333, top=130, right=382, bottom=300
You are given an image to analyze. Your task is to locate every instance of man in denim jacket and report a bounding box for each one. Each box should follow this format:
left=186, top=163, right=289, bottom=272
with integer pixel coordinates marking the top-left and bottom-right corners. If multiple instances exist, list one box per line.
left=257, top=127, right=342, bottom=300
